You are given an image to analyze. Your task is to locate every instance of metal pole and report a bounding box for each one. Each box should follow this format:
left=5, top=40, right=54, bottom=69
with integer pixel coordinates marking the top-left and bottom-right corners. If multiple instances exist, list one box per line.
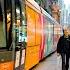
left=11, top=0, right=16, bottom=70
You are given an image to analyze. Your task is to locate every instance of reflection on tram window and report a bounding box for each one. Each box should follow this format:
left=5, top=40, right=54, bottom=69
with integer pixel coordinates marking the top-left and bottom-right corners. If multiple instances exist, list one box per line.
left=7, top=12, right=12, bottom=49
left=6, top=0, right=12, bottom=50
left=15, top=0, right=27, bottom=48
left=7, top=13, right=11, bottom=32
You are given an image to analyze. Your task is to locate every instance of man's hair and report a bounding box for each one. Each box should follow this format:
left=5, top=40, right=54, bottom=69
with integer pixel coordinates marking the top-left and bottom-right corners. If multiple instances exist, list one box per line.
left=62, top=29, right=67, bottom=35
left=63, top=29, right=64, bottom=33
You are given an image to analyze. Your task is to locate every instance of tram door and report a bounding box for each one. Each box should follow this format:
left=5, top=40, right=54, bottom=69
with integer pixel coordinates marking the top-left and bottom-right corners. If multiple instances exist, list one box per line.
left=15, top=0, right=26, bottom=70
left=0, top=0, right=26, bottom=70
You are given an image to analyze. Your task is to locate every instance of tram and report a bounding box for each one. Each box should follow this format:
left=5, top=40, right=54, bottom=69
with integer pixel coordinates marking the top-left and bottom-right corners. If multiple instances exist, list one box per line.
left=0, top=0, right=62, bottom=70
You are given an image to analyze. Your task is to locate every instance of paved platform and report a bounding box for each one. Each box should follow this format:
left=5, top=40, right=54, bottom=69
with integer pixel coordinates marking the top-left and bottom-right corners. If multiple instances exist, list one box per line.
left=32, top=52, right=70, bottom=70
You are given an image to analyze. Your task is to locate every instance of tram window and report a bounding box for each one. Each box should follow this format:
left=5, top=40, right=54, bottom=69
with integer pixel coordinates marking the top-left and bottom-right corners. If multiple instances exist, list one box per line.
left=2, top=0, right=13, bottom=50
left=5, top=0, right=12, bottom=50
left=0, top=4, right=6, bottom=48
left=0, top=0, right=26, bottom=50
left=15, top=0, right=26, bottom=48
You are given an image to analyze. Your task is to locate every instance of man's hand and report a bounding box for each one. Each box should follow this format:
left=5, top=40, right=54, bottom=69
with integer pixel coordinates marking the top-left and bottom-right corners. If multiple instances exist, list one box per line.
left=57, top=53, right=60, bottom=56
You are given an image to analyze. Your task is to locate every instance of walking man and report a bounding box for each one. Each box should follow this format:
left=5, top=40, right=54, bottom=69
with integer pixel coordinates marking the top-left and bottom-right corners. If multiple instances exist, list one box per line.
left=57, top=28, right=70, bottom=70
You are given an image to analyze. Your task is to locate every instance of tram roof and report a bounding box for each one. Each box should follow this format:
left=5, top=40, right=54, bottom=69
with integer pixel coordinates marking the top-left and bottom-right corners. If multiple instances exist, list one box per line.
left=26, top=0, right=41, bottom=14
left=41, top=7, right=59, bottom=24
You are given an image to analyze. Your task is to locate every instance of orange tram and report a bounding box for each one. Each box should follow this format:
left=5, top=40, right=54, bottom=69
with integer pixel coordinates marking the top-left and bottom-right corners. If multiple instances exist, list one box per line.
left=0, top=0, right=62, bottom=70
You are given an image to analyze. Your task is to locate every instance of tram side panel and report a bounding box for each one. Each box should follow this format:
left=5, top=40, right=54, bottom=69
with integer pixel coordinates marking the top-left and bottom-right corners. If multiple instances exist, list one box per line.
left=49, top=24, right=54, bottom=52
left=54, top=25, right=58, bottom=46
left=0, top=51, right=14, bottom=70
left=40, top=8, right=55, bottom=57
left=35, top=9, right=42, bottom=46
left=45, top=22, right=53, bottom=55
left=39, top=14, right=45, bottom=60
left=25, top=5, right=41, bottom=70
left=43, top=15, right=48, bottom=57
left=35, top=12, right=42, bottom=61
left=25, top=6, right=35, bottom=70
left=53, top=24, right=60, bottom=49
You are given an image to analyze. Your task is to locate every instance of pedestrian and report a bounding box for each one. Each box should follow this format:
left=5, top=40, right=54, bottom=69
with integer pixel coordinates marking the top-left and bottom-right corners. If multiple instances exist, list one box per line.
left=68, top=26, right=70, bottom=57
left=57, top=27, right=70, bottom=70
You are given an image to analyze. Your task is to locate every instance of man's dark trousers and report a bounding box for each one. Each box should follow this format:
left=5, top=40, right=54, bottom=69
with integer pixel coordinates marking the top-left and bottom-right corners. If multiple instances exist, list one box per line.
left=61, top=53, right=69, bottom=70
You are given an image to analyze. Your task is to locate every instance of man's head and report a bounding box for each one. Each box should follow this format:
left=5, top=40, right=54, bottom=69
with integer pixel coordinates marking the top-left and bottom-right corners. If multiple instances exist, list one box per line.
left=63, top=29, right=69, bottom=37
